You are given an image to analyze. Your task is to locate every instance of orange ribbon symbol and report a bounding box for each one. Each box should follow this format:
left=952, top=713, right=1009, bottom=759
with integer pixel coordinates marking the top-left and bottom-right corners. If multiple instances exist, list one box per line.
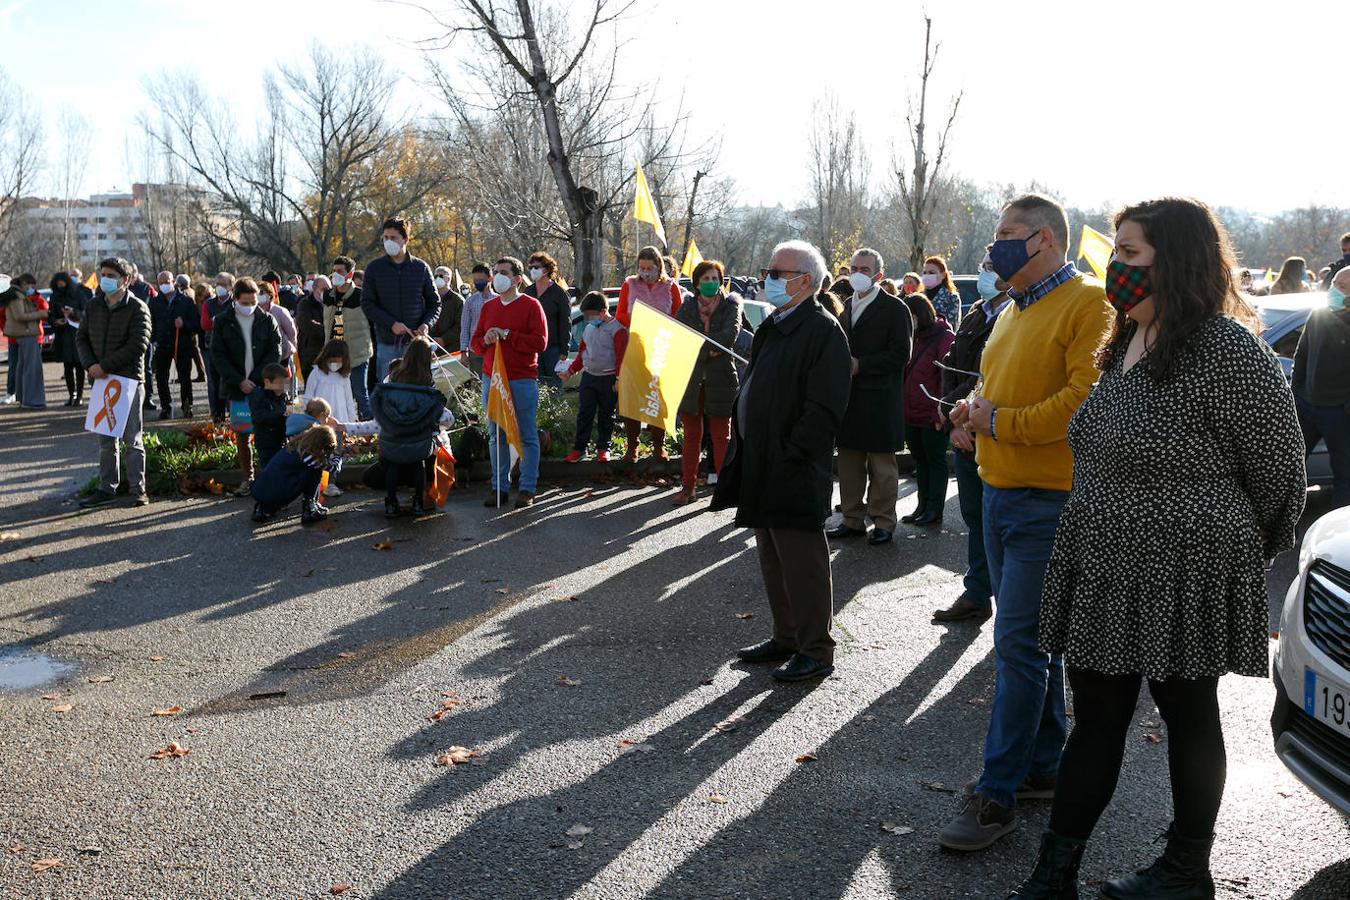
left=92, top=379, right=122, bottom=432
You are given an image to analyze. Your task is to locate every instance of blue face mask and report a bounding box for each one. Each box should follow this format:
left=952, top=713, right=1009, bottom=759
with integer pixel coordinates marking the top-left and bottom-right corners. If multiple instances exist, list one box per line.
left=977, top=269, right=1000, bottom=301
left=99, top=276, right=120, bottom=295
left=989, top=233, right=1043, bottom=282
left=1330, top=286, right=1347, bottom=311
left=762, top=276, right=792, bottom=308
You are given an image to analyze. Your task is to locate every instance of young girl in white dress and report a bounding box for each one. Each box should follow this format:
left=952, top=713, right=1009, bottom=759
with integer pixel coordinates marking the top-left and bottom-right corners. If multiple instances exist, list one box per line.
left=305, top=340, right=358, bottom=497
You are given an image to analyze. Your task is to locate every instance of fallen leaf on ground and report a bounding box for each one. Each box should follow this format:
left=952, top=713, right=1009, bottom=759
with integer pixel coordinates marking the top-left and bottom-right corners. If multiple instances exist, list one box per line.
left=565, top=824, right=593, bottom=838
left=795, top=752, right=818, bottom=763
left=699, top=678, right=714, bottom=686
left=920, top=781, right=955, bottom=793
left=337, top=652, right=357, bottom=659
left=619, top=739, right=654, bottom=753
left=93, top=577, right=117, bottom=585
left=967, top=698, right=986, bottom=706
left=31, top=858, right=61, bottom=872
left=714, top=715, right=742, bottom=732
left=708, top=793, right=729, bottom=804
left=735, top=612, right=753, bottom=620
left=41, top=693, right=61, bottom=700
left=1144, top=733, right=1165, bottom=745
left=330, top=883, right=352, bottom=895
left=301, top=569, right=315, bottom=578
left=88, top=674, right=114, bottom=684
left=150, top=705, right=183, bottom=717
left=557, top=674, right=582, bottom=687
left=148, top=655, right=165, bottom=662
left=881, top=822, right=915, bottom=835
left=7, top=843, right=24, bottom=853
left=496, top=587, right=510, bottom=594
left=149, top=742, right=190, bottom=759
left=372, top=538, right=393, bottom=551
left=555, top=595, right=579, bottom=603
left=49, top=703, right=72, bottom=713
left=435, top=745, right=483, bottom=766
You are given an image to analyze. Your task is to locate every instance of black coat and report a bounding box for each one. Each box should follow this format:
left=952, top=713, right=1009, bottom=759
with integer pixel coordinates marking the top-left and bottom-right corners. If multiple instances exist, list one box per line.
left=524, top=281, right=572, bottom=352
left=939, top=296, right=1006, bottom=413
left=835, top=290, right=912, bottom=452
left=435, top=289, right=464, bottom=346
left=248, top=388, right=290, bottom=459
left=675, top=292, right=742, bottom=418
left=294, top=294, right=327, bottom=364
left=711, top=298, right=852, bottom=530
left=147, top=290, right=199, bottom=348
left=76, top=291, right=152, bottom=380
left=371, top=381, right=448, bottom=465
left=47, top=281, right=86, bottom=365
left=209, top=309, right=282, bottom=402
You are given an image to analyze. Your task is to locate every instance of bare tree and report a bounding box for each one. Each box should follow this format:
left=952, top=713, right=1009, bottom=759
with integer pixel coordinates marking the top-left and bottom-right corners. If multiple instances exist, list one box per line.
left=0, top=70, right=45, bottom=272
left=893, top=14, right=963, bottom=271
left=808, top=94, right=871, bottom=269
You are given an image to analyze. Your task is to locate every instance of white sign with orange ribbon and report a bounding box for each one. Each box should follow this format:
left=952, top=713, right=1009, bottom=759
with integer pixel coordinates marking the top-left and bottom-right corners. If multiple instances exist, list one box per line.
left=84, top=375, right=137, bottom=439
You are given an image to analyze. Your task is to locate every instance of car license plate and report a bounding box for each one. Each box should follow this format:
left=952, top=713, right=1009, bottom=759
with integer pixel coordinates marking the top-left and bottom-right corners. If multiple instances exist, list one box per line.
left=1306, top=668, right=1350, bottom=739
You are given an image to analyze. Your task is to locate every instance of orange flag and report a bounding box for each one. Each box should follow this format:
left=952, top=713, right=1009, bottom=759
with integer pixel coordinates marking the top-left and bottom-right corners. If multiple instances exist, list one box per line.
left=487, top=342, right=523, bottom=456
left=83, top=271, right=98, bottom=290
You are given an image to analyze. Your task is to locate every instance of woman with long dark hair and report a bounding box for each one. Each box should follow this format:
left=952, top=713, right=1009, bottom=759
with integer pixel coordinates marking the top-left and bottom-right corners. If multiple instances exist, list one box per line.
left=1008, top=198, right=1307, bottom=898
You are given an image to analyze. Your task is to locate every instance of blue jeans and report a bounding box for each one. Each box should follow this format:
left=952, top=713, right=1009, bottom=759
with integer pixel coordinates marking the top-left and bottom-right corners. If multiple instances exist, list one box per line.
left=482, top=378, right=540, bottom=493
left=350, top=362, right=371, bottom=419
left=954, top=450, right=992, bottom=607
left=539, top=346, right=563, bottom=387
left=975, top=485, right=1070, bottom=809
left=1296, top=394, right=1350, bottom=507
left=375, top=340, right=407, bottom=384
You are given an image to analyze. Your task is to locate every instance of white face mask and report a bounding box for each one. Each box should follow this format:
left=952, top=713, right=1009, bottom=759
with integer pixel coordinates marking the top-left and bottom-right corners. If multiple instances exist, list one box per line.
left=332, top=273, right=346, bottom=288
left=383, top=238, right=403, bottom=257
left=159, top=282, right=173, bottom=295
left=529, top=267, right=544, bottom=281
left=491, top=272, right=514, bottom=294
left=236, top=303, right=256, bottom=317
left=434, top=277, right=446, bottom=291
left=328, top=361, right=342, bottom=373
left=0, top=275, right=10, bottom=294
left=921, top=272, right=942, bottom=289
left=848, top=272, right=875, bottom=296
left=303, top=280, right=314, bottom=292
left=215, top=285, right=229, bottom=299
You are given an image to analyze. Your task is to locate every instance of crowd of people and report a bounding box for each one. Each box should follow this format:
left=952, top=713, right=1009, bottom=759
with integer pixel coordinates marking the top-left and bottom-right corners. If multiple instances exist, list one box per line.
left=4, top=198, right=1349, bottom=897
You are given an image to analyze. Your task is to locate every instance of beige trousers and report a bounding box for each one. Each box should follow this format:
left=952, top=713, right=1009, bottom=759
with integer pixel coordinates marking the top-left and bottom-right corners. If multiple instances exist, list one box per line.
left=837, top=448, right=899, bottom=531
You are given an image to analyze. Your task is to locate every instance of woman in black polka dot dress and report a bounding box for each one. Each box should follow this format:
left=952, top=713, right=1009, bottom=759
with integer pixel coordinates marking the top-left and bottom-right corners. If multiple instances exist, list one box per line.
left=1008, top=198, right=1307, bottom=900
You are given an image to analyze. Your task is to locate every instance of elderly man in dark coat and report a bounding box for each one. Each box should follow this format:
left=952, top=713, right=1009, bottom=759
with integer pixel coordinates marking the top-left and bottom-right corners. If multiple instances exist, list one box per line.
left=828, top=247, right=913, bottom=545
left=712, top=239, right=852, bottom=682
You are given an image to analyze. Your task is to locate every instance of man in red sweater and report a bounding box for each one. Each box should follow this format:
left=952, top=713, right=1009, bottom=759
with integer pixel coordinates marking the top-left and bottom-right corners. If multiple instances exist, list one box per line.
left=470, top=256, right=548, bottom=508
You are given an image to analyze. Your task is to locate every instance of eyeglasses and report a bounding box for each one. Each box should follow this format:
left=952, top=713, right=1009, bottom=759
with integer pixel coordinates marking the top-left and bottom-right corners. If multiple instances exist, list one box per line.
left=760, top=268, right=806, bottom=281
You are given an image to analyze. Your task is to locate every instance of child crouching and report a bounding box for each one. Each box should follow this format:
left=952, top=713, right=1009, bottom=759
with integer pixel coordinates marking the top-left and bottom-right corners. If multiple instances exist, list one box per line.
left=250, top=424, right=340, bottom=525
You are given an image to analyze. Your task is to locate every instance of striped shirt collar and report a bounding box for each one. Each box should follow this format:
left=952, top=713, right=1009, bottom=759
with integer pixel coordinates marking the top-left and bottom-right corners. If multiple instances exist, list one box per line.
left=1007, top=263, right=1079, bottom=310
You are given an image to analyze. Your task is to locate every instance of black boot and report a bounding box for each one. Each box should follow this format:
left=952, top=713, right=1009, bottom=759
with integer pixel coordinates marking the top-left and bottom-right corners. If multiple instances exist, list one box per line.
left=301, top=500, right=328, bottom=525
left=411, top=494, right=427, bottom=517
left=385, top=496, right=402, bottom=518
left=1006, top=831, right=1084, bottom=898
left=1100, top=825, right=1215, bottom=899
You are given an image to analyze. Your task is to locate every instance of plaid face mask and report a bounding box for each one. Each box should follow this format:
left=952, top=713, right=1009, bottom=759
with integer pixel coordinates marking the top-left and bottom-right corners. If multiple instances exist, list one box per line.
left=1105, top=260, right=1151, bottom=313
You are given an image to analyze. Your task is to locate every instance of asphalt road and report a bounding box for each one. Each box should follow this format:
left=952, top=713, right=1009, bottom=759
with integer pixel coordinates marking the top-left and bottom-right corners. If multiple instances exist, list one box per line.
left=2, top=361, right=1348, bottom=900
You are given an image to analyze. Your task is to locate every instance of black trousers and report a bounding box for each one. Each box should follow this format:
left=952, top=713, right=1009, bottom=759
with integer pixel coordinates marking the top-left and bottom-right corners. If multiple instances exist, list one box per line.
left=63, top=360, right=85, bottom=400
left=385, top=461, right=426, bottom=501
left=1048, top=667, right=1225, bottom=841
left=154, top=344, right=194, bottom=413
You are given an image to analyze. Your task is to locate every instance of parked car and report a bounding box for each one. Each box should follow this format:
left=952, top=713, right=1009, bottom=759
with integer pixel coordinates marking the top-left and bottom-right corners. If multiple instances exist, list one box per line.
left=1250, top=291, right=1331, bottom=485
left=1273, top=505, right=1350, bottom=816
left=37, top=288, right=56, bottom=361
left=951, top=275, right=981, bottom=320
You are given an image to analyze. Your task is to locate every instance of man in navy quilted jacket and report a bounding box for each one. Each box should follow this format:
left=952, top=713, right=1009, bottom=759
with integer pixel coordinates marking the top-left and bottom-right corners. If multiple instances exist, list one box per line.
left=361, top=215, right=442, bottom=379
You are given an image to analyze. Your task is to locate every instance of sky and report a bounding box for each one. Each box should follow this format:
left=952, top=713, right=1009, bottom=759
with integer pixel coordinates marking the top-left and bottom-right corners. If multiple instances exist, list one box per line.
left=2, top=0, right=1343, bottom=216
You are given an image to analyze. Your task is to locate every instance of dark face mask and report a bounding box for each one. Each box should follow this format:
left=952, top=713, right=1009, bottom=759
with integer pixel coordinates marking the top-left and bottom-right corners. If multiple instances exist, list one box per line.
left=989, top=232, right=1044, bottom=282
left=473, top=279, right=488, bottom=291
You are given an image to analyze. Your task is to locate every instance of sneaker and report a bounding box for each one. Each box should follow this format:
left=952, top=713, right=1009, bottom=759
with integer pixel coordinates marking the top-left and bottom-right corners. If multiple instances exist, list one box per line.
left=596, top=450, right=610, bottom=463
left=79, top=490, right=116, bottom=509
left=132, top=493, right=150, bottom=507
left=564, top=450, right=584, bottom=464
left=252, top=504, right=275, bottom=523
left=233, top=479, right=253, bottom=498
left=324, top=483, right=343, bottom=498
left=937, top=793, right=1016, bottom=852
left=1, top=394, right=16, bottom=405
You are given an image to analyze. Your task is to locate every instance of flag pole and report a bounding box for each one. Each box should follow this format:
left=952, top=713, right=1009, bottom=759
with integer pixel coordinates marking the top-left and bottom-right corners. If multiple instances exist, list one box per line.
left=645, top=305, right=749, bottom=365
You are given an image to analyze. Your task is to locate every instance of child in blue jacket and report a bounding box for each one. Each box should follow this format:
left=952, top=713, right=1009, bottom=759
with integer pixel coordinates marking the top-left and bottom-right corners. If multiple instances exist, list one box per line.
left=250, top=424, right=339, bottom=525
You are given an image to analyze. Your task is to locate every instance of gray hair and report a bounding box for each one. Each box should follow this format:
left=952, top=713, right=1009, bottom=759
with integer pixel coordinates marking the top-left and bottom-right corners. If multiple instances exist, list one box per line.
left=1002, top=193, right=1070, bottom=252
left=312, top=274, right=332, bottom=292
left=852, top=247, right=885, bottom=274
left=772, top=239, right=829, bottom=292
left=175, top=274, right=190, bottom=288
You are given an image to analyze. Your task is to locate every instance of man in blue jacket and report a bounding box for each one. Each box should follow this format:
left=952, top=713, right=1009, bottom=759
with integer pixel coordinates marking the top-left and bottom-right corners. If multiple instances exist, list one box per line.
left=361, top=216, right=441, bottom=379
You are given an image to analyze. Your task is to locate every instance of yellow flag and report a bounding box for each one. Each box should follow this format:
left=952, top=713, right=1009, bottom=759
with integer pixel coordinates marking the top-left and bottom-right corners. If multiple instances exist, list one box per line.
left=1077, top=225, right=1113, bottom=279
left=83, top=271, right=98, bottom=290
left=617, top=301, right=703, bottom=433
left=679, top=238, right=703, bottom=278
left=487, top=342, right=523, bottom=457
left=1265, top=267, right=1277, bottom=284
left=633, top=162, right=666, bottom=247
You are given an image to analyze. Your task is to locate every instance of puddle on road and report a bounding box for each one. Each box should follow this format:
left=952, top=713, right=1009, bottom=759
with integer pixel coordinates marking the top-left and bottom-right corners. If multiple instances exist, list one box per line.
left=0, top=645, right=75, bottom=690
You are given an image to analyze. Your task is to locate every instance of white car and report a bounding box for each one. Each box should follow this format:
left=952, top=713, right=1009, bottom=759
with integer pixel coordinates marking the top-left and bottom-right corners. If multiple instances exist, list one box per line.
left=1273, top=506, right=1350, bottom=815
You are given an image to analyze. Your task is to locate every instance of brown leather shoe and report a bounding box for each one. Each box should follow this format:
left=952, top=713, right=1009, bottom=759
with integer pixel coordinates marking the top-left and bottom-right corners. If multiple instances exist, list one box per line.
left=671, top=488, right=695, bottom=506
left=933, top=596, right=993, bottom=624
left=514, top=491, right=535, bottom=509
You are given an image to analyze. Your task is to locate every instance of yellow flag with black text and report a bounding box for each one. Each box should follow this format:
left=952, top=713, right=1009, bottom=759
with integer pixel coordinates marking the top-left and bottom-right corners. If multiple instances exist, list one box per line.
left=633, top=162, right=667, bottom=247
left=617, top=302, right=703, bottom=433
left=1078, top=225, right=1113, bottom=280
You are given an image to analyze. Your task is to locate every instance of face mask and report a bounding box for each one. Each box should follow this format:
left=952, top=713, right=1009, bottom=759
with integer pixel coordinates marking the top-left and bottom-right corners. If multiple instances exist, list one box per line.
left=762, top=276, right=792, bottom=308
left=303, top=280, right=314, bottom=292
left=1330, top=286, right=1347, bottom=311
left=434, top=277, right=446, bottom=290
left=698, top=281, right=721, bottom=298
left=25, top=287, right=35, bottom=296
left=383, top=238, right=403, bottom=256
left=159, top=283, right=173, bottom=295
left=847, top=272, right=874, bottom=295
left=236, top=303, right=256, bottom=317
left=0, top=276, right=9, bottom=294
left=260, top=295, right=274, bottom=307
left=989, top=234, right=1043, bottom=282
left=584, top=316, right=603, bottom=326
left=638, top=268, right=658, bottom=283
left=921, top=273, right=941, bottom=290
left=473, top=279, right=488, bottom=292
left=332, top=273, right=347, bottom=288
left=328, top=361, right=342, bottom=373
left=977, top=269, right=1000, bottom=301
left=1104, top=260, right=1152, bottom=313
left=491, top=273, right=514, bottom=293
left=100, top=276, right=120, bottom=295
left=215, top=285, right=229, bottom=299
left=529, top=267, right=544, bottom=281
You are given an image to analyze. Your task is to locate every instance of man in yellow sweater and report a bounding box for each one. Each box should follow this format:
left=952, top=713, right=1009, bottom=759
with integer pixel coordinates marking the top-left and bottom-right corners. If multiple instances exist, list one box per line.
left=938, top=194, right=1113, bottom=852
